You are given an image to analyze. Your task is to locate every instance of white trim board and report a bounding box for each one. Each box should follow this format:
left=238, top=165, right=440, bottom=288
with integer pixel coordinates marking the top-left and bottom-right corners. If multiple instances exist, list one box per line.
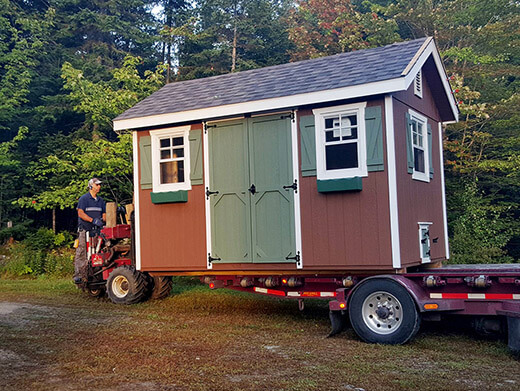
left=291, top=111, right=303, bottom=269
left=202, top=122, right=212, bottom=269
left=385, top=95, right=401, bottom=269
left=132, top=131, right=142, bottom=270
left=439, top=122, right=450, bottom=259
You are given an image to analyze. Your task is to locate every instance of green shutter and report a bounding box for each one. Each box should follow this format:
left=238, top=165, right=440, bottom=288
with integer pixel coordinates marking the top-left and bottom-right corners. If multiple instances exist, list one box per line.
left=365, top=106, right=384, bottom=172
left=405, top=113, right=414, bottom=174
left=189, top=129, right=203, bottom=185
left=299, top=115, right=316, bottom=177
left=139, top=135, right=152, bottom=189
left=427, top=123, right=434, bottom=179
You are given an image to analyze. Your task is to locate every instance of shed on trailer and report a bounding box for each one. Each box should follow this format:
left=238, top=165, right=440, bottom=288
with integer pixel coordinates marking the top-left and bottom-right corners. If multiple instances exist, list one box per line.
left=113, top=37, right=458, bottom=276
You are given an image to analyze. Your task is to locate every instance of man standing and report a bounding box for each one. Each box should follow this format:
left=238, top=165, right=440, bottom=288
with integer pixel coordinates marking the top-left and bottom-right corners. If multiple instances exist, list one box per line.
left=73, top=178, right=106, bottom=284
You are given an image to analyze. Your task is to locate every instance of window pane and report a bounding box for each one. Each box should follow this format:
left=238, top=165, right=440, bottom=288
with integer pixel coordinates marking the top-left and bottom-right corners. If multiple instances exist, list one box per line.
left=172, top=148, right=184, bottom=158
left=172, top=137, right=183, bottom=146
left=342, top=126, right=357, bottom=140
left=160, top=138, right=170, bottom=148
left=326, top=130, right=340, bottom=142
left=160, top=161, right=185, bottom=184
left=326, top=143, right=358, bottom=170
left=160, top=149, right=171, bottom=159
left=342, top=114, right=357, bottom=127
left=325, top=117, right=339, bottom=129
left=414, top=148, right=425, bottom=173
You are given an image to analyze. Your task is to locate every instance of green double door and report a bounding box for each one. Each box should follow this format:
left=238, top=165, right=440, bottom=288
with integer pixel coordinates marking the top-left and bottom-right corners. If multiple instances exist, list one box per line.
left=207, top=115, right=297, bottom=264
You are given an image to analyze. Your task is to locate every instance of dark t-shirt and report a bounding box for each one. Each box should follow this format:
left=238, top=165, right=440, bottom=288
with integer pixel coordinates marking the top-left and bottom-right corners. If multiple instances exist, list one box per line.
left=77, top=192, right=106, bottom=231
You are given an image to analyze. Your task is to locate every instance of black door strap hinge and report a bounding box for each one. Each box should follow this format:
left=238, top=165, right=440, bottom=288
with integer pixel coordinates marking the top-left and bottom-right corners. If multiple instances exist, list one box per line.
left=285, top=252, right=300, bottom=263
left=283, top=180, right=298, bottom=193
left=208, top=254, right=221, bottom=263
left=204, top=123, right=217, bottom=133
left=206, top=187, right=219, bottom=199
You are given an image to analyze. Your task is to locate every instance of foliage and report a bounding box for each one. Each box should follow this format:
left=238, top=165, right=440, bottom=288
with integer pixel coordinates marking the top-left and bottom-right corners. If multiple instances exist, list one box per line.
left=0, top=228, right=75, bottom=277
left=61, top=56, right=166, bottom=137
left=448, top=181, right=514, bottom=264
left=287, top=0, right=400, bottom=60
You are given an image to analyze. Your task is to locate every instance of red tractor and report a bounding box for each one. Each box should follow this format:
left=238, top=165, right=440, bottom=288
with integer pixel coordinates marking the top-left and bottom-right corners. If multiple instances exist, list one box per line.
left=79, top=224, right=172, bottom=303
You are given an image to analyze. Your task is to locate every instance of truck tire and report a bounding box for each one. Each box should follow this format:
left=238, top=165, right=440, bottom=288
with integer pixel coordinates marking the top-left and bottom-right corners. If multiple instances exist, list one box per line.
left=348, top=279, right=421, bottom=345
left=149, top=276, right=173, bottom=300
left=107, top=265, right=149, bottom=305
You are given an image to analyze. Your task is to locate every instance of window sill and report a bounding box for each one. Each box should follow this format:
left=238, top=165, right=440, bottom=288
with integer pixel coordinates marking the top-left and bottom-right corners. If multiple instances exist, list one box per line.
left=151, top=191, right=188, bottom=204
left=317, top=177, right=362, bottom=193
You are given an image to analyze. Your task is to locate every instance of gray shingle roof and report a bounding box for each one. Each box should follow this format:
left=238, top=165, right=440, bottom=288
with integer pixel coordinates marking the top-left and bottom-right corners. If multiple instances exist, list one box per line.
left=115, top=38, right=428, bottom=122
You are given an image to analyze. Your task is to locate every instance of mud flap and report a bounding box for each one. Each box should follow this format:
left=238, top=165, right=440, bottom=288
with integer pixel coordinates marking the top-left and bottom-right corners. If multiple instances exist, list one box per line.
left=507, top=317, right=520, bottom=356
left=328, top=310, right=349, bottom=337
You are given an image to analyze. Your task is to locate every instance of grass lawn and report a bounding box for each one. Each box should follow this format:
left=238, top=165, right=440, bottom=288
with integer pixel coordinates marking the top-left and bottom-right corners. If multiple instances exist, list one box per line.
left=0, top=277, right=519, bottom=391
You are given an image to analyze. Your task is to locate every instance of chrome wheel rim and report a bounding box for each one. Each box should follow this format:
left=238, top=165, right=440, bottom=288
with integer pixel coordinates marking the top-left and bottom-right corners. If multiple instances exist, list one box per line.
left=112, top=275, right=129, bottom=298
left=361, top=291, right=403, bottom=335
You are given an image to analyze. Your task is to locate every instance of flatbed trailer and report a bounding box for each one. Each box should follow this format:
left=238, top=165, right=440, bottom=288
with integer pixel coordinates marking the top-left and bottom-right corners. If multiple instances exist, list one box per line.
left=201, top=264, right=520, bottom=353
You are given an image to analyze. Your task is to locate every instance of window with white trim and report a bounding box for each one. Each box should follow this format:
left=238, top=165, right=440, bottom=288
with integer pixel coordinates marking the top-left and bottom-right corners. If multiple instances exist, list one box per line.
left=313, top=102, right=367, bottom=180
left=150, top=126, right=191, bottom=192
left=409, top=110, right=429, bottom=182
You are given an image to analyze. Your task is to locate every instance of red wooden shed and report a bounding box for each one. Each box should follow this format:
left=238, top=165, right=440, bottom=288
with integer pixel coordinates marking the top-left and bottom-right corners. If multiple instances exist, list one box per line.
left=113, top=37, right=458, bottom=277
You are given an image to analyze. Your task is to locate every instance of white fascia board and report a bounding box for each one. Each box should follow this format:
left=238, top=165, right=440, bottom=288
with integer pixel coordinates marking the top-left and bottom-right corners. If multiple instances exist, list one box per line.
left=113, top=77, right=407, bottom=131
left=402, top=39, right=459, bottom=123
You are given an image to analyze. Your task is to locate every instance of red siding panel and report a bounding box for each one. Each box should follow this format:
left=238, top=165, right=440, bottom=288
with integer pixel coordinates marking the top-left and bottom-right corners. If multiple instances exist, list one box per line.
left=393, top=83, right=447, bottom=267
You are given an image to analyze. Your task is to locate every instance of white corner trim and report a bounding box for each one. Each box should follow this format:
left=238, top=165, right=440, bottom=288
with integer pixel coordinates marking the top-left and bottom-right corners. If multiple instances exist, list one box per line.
left=291, top=111, right=303, bottom=269
left=132, top=131, right=142, bottom=271
left=202, top=122, right=213, bottom=269
left=385, top=96, right=401, bottom=269
left=439, top=122, right=450, bottom=259
left=113, top=78, right=406, bottom=131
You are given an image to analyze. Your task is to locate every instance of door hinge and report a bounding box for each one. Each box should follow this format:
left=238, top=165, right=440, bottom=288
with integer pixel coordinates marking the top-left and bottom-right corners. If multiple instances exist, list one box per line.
left=286, top=251, right=300, bottom=265
left=283, top=179, right=298, bottom=193
left=208, top=254, right=221, bottom=263
left=204, top=123, right=217, bottom=133
left=206, top=187, right=219, bottom=199
left=280, top=112, right=295, bottom=122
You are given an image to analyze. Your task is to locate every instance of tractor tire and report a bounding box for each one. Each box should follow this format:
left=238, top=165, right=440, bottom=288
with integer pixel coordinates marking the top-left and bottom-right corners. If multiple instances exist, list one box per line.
left=106, top=265, right=149, bottom=305
left=149, top=276, right=173, bottom=300
left=348, top=278, right=421, bottom=345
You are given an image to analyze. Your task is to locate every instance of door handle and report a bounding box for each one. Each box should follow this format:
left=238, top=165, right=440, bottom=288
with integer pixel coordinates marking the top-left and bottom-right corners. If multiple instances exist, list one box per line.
left=248, top=184, right=256, bottom=195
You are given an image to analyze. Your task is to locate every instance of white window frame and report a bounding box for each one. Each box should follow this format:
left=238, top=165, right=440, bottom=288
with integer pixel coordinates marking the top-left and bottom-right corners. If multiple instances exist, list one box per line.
left=414, top=70, right=423, bottom=98
left=408, top=109, right=430, bottom=183
left=150, top=126, right=191, bottom=193
left=418, top=222, right=432, bottom=263
left=313, top=102, right=367, bottom=180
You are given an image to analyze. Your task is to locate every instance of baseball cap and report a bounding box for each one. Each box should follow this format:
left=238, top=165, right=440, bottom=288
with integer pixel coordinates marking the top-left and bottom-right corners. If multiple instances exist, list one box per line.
left=88, top=178, right=102, bottom=187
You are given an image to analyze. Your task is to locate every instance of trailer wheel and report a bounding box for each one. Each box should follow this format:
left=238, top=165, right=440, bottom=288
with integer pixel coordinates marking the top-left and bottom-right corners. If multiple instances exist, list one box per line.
left=107, top=265, right=148, bottom=305
left=348, top=279, right=421, bottom=345
left=149, top=276, right=173, bottom=300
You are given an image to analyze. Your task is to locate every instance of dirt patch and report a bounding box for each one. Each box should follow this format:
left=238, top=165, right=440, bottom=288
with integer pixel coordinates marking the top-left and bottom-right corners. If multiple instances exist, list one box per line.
left=1, top=280, right=520, bottom=391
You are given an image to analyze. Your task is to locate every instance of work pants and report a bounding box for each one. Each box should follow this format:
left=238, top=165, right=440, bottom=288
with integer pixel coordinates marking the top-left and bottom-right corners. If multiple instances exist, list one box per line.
left=73, top=230, right=88, bottom=280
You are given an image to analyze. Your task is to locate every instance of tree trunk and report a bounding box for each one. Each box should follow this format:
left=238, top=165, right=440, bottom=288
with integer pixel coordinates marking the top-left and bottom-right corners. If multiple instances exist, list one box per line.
left=52, top=208, right=56, bottom=233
